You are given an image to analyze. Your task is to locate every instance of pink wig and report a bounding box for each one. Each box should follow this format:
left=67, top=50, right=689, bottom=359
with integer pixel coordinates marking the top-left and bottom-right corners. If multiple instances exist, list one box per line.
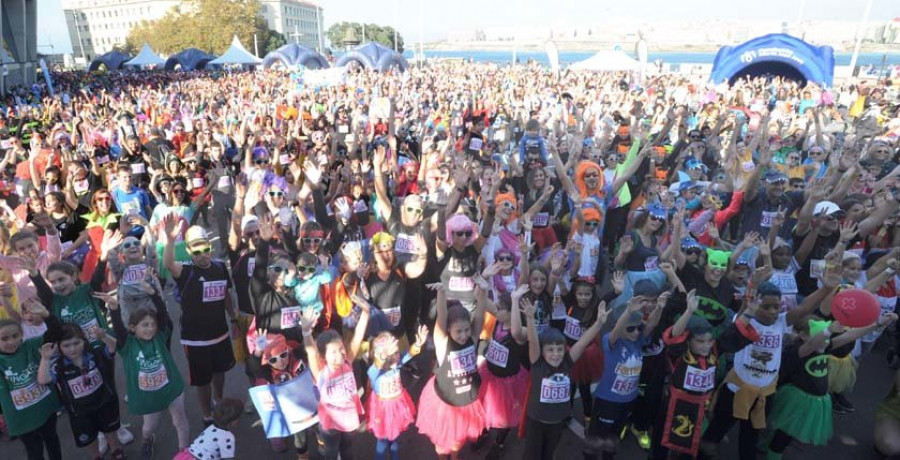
left=445, top=214, right=477, bottom=246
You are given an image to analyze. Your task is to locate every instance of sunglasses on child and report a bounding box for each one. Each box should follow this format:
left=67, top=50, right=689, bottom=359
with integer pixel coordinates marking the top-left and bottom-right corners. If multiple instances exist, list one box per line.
left=584, top=221, right=600, bottom=228
left=268, top=191, right=284, bottom=197
left=268, top=351, right=289, bottom=365
left=189, top=246, right=212, bottom=255
left=302, top=237, right=322, bottom=245
left=405, top=206, right=423, bottom=215
left=453, top=230, right=472, bottom=238
left=255, top=158, right=270, bottom=165
left=497, top=255, right=514, bottom=262
left=122, top=240, right=141, bottom=250
left=626, top=324, right=645, bottom=333
left=297, top=265, right=317, bottom=274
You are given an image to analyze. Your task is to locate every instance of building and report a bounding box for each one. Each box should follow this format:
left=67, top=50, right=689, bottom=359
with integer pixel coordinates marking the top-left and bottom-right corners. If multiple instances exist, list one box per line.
left=1, top=0, right=38, bottom=93
left=60, top=0, right=323, bottom=63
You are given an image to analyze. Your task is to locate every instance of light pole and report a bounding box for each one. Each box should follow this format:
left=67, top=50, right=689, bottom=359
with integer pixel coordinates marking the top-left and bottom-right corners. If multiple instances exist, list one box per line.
left=72, top=11, right=87, bottom=62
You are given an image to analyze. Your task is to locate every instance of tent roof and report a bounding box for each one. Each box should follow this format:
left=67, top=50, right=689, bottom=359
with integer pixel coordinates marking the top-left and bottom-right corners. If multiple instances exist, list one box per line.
left=568, top=50, right=639, bottom=71
left=124, top=44, right=165, bottom=67
left=709, top=33, right=834, bottom=87
left=208, top=36, right=262, bottom=65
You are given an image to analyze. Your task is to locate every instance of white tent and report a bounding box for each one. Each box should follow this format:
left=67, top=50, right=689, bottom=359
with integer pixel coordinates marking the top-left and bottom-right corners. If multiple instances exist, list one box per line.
left=124, top=44, right=165, bottom=68
left=569, top=50, right=640, bottom=72
left=208, top=36, right=262, bottom=66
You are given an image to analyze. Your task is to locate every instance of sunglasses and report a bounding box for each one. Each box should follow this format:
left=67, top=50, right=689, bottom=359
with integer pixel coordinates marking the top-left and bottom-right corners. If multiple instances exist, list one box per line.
left=626, top=324, right=645, bottom=333
left=244, top=230, right=260, bottom=238
left=497, top=255, right=514, bottom=262
left=268, top=351, right=289, bottom=365
left=584, top=221, right=600, bottom=228
left=122, top=240, right=141, bottom=250
left=453, top=230, right=473, bottom=238
left=189, top=246, right=212, bottom=255
left=297, top=265, right=317, bottom=274
left=172, top=189, right=187, bottom=195
left=255, top=158, right=270, bottom=165
left=268, top=265, right=287, bottom=273
left=268, top=191, right=284, bottom=197
left=405, top=206, right=423, bottom=215
left=685, top=248, right=702, bottom=256
left=302, top=237, right=322, bottom=245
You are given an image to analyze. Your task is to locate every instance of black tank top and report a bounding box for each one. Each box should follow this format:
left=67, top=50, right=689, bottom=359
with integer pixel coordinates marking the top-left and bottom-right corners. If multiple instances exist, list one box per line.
left=435, top=338, right=481, bottom=407
left=484, top=323, right=524, bottom=378
left=625, top=230, right=660, bottom=272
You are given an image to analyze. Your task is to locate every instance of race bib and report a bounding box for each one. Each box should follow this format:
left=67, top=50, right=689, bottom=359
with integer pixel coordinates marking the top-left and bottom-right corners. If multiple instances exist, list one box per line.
left=217, top=175, right=232, bottom=188
left=394, top=234, right=416, bottom=254
left=383, top=306, right=401, bottom=328
left=563, top=316, right=583, bottom=340
left=11, top=381, right=51, bottom=410
left=539, top=374, right=570, bottom=403
left=484, top=340, right=510, bottom=368
left=280, top=306, right=303, bottom=329
left=682, top=366, right=716, bottom=392
left=121, top=264, right=148, bottom=285
left=96, top=155, right=110, bottom=165
left=447, top=345, right=477, bottom=377
left=337, top=125, right=349, bottom=134
left=760, top=211, right=776, bottom=228
left=138, top=367, right=169, bottom=391
left=378, top=370, right=402, bottom=399
left=247, top=257, right=256, bottom=277
left=468, top=137, right=483, bottom=152
left=202, top=280, right=227, bottom=302
left=644, top=256, right=659, bottom=271
left=742, top=161, right=756, bottom=172
left=323, top=372, right=356, bottom=404
left=353, top=200, right=368, bottom=213
left=448, top=276, right=474, bottom=292
left=611, top=361, right=641, bottom=396
left=532, top=212, right=550, bottom=227
left=131, top=163, right=145, bottom=174
left=67, top=368, right=103, bottom=399
left=191, top=177, right=204, bottom=189
left=280, top=154, right=291, bottom=165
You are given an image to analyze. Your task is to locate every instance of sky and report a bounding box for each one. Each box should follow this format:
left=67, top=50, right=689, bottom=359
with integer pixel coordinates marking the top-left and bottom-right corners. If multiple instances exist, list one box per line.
left=38, top=0, right=899, bottom=54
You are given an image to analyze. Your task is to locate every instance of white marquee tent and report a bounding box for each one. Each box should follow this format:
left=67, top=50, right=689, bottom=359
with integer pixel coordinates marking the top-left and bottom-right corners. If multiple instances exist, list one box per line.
left=124, top=44, right=165, bottom=68
left=569, top=50, right=640, bottom=72
left=208, top=36, right=262, bottom=66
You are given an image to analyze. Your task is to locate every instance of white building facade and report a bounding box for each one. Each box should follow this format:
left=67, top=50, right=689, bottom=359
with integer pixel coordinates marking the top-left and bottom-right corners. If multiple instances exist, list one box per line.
left=60, top=0, right=323, bottom=62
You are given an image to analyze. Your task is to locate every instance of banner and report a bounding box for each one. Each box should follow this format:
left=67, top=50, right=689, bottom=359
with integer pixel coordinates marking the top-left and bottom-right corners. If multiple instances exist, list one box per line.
left=39, top=59, right=55, bottom=97
left=303, top=66, right=347, bottom=89
left=249, top=370, right=320, bottom=438
left=545, top=41, right=560, bottom=78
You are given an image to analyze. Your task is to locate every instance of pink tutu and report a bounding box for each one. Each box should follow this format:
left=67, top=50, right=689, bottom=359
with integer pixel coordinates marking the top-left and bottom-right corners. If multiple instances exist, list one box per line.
left=367, top=389, right=416, bottom=441
left=415, top=376, right=487, bottom=454
left=478, top=362, right=528, bottom=429
left=572, top=341, right=604, bottom=384
left=173, top=448, right=195, bottom=459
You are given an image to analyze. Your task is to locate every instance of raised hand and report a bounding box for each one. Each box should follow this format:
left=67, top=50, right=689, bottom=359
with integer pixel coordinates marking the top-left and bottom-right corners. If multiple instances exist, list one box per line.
left=299, top=309, right=321, bottom=334
left=40, top=343, right=58, bottom=360
left=612, top=271, right=626, bottom=295
left=596, top=300, right=610, bottom=325
left=520, top=297, right=536, bottom=317
left=511, top=284, right=530, bottom=300
left=350, top=293, right=372, bottom=313
left=92, top=291, right=119, bottom=310
left=839, top=220, right=858, bottom=243
left=414, top=325, right=429, bottom=348
left=618, top=235, right=634, bottom=255
left=686, top=289, right=699, bottom=314
left=657, top=291, right=672, bottom=310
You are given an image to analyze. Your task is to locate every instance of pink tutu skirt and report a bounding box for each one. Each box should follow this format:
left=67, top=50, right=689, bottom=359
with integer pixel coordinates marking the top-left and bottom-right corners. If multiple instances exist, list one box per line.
left=478, top=362, right=528, bottom=429
left=367, top=389, right=416, bottom=441
left=572, top=341, right=604, bottom=384
left=415, top=376, right=487, bottom=454
left=173, top=448, right=195, bottom=459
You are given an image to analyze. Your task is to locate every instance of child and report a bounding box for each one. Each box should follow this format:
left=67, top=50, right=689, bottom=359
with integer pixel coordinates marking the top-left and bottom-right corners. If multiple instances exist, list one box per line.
left=0, top=300, right=62, bottom=460
left=367, top=325, right=428, bottom=460
left=518, top=288, right=609, bottom=460
left=557, top=279, right=605, bottom=431
left=303, top=294, right=370, bottom=460
left=37, top=322, right=124, bottom=460
left=107, top=235, right=162, bottom=325
left=475, top=282, right=529, bottom=459
left=174, top=398, right=243, bottom=460
left=107, top=282, right=190, bottom=457
left=518, top=119, right=548, bottom=165
left=255, top=333, right=313, bottom=456
left=415, top=283, right=487, bottom=459
left=586, top=289, right=665, bottom=459
left=652, top=290, right=760, bottom=459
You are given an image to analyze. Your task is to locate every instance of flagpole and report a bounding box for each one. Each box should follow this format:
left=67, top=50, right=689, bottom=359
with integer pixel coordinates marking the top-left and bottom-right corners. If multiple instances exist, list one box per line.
left=848, top=0, right=873, bottom=74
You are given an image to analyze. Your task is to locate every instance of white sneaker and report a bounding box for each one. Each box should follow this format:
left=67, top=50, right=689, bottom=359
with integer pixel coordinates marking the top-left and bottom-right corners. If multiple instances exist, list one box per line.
left=117, top=425, right=135, bottom=445
left=98, top=432, right=108, bottom=455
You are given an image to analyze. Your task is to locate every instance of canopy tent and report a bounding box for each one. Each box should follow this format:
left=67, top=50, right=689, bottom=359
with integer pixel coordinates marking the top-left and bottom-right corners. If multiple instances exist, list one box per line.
left=568, top=50, right=640, bottom=72
left=207, top=36, right=262, bottom=66
left=335, top=42, right=407, bottom=72
left=88, top=49, right=133, bottom=72
left=262, top=43, right=329, bottom=70
left=164, top=48, right=216, bottom=71
left=710, top=33, right=835, bottom=87
left=124, top=44, right=165, bottom=68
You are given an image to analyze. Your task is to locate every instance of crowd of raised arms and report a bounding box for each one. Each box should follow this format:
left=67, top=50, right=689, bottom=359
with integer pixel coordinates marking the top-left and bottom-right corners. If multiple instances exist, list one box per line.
left=0, top=62, right=899, bottom=460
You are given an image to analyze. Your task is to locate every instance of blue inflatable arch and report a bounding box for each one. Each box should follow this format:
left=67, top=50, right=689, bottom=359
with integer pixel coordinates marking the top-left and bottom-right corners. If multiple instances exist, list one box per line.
left=164, top=48, right=216, bottom=71
left=262, top=44, right=329, bottom=69
left=335, top=42, right=407, bottom=72
left=709, top=34, right=835, bottom=87
left=88, top=50, right=132, bottom=72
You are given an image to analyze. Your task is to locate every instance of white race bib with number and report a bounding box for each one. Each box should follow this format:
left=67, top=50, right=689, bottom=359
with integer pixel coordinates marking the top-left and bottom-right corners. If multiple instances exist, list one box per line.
left=448, top=276, right=474, bottom=292
left=484, top=340, right=510, bottom=368
left=217, top=175, right=232, bottom=188
left=682, top=366, right=716, bottom=392
left=394, top=233, right=416, bottom=254
left=68, top=368, right=103, bottom=399
left=760, top=211, right=776, bottom=228
left=539, top=374, right=570, bottom=403
left=131, top=163, right=145, bottom=174
left=191, top=177, right=204, bottom=189
left=563, top=316, right=583, bottom=340
left=280, top=306, right=303, bottom=329
left=247, top=257, right=256, bottom=277
left=202, top=280, right=227, bottom=302
left=11, top=382, right=51, bottom=410
left=532, top=212, right=550, bottom=227
left=138, top=367, right=168, bottom=391
left=121, top=264, right=148, bottom=285
left=468, top=137, right=483, bottom=151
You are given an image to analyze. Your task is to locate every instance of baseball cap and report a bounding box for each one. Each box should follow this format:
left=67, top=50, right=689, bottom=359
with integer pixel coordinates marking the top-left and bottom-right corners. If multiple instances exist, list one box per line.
left=240, top=215, right=259, bottom=233
left=633, top=280, right=661, bottom=298
left=813, top=201, right=845, bottom=217
left=764, top=171, right=789, bottom=183
left=185, top=226, right=210, bottom=245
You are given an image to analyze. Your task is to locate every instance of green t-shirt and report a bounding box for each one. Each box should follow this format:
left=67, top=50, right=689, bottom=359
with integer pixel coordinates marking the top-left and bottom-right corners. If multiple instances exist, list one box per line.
left=119, top=327, right=184, bottom=415
left=0, top=337, right=61, bottom=436
left=52, top=284, right=109, bottom=349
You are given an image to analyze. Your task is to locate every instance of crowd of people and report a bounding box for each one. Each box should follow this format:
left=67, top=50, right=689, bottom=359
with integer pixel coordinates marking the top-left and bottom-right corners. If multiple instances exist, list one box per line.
left=0, top=61, right=899, bottom=460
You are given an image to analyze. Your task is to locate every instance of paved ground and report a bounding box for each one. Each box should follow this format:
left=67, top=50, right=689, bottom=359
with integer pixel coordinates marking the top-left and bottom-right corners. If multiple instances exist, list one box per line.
left=2, top=290, right=897, bottom=460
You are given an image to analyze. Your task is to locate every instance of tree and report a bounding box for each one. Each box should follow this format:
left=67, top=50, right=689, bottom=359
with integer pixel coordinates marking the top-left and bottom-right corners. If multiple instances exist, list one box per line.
left=261, top=30, right=287, bottom=56
left=125, top=0, right=278, bottom=56
left=326, top=22, right=404, bottom=52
